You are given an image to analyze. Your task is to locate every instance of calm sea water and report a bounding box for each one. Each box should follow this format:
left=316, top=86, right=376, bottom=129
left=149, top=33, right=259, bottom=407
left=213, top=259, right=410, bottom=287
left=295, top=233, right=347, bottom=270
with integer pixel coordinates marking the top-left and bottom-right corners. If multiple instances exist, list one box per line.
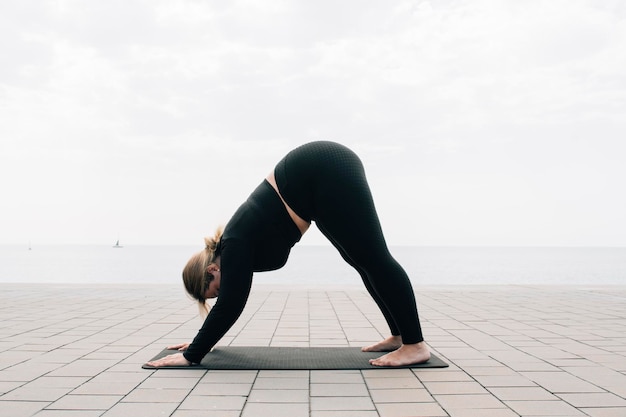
left=0, top=245, right=624, bottom=286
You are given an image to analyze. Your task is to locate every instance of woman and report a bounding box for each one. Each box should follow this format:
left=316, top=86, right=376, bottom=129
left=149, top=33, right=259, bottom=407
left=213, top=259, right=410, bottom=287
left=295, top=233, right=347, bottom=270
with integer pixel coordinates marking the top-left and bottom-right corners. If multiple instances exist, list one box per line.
left=147, top=141, right=430, bottom=367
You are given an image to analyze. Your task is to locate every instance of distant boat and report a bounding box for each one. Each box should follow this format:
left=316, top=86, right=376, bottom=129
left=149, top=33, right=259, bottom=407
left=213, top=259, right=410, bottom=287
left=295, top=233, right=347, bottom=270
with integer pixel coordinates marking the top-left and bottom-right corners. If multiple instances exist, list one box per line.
left=113, top=240, right=123, bottom=248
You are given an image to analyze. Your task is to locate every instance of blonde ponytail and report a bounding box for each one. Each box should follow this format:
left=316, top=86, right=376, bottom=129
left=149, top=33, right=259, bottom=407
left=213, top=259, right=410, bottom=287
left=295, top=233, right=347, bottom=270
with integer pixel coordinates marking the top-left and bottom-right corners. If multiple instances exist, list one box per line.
left=198, top=300, right=209, bottom=319
left=182, top=226, right=224, bottom=318
left=204, top=226, right=224, bottom=254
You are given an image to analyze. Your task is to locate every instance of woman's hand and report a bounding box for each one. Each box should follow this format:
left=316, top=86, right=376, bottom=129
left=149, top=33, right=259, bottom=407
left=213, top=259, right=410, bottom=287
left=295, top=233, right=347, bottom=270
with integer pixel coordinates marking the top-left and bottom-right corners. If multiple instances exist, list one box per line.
left=167, top=342, right=190, bottom=351
left=145, top=352, right=191, bottom=368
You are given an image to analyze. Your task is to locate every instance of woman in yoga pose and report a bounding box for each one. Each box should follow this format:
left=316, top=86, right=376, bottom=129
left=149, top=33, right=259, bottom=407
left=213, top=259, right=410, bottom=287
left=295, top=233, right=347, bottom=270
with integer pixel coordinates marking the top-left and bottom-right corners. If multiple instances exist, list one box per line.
left=147, top=141, right=430, bottom=368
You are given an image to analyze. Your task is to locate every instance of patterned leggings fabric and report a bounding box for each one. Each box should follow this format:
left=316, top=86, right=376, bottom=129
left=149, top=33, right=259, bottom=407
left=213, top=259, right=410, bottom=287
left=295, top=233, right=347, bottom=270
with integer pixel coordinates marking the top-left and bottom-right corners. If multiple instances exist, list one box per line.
left=274, top=141, right=424, bottom=344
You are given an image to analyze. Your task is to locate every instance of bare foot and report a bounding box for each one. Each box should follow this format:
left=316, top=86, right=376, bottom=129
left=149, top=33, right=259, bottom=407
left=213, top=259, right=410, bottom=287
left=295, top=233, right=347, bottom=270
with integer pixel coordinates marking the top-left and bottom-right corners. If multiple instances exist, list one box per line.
left=369, top=342, right=430, bottom=367
left=362, top=335, right=402, bottom=352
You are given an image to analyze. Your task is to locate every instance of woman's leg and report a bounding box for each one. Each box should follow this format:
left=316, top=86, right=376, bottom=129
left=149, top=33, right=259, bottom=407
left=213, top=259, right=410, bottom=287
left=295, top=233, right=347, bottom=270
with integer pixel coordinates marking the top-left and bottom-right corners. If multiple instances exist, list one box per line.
left=315, top=190, right=430, bottom=365
left=317, top=223, right=402, bottom=342
left=310, top=151, right=428, bottom=365
left=275, top=141, right=429, bottom=365
left=316, top=207, right=424, bottom=344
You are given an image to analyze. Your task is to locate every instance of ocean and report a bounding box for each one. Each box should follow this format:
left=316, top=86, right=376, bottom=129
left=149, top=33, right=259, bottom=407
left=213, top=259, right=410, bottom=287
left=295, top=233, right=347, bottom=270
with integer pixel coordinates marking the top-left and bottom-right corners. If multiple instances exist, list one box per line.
left=1, top=245, right=625, bottom=286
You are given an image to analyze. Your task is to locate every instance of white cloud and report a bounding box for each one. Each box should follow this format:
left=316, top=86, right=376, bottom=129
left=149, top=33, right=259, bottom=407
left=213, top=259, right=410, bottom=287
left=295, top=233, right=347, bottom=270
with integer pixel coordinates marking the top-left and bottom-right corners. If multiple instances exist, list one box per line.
left=1, top=0, right=625, bottom=245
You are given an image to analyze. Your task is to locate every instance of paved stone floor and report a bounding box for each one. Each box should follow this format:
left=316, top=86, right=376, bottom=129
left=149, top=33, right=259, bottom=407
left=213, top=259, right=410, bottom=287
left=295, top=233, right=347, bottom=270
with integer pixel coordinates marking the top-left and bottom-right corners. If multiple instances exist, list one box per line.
left=1, top=283, right=625, bottom=417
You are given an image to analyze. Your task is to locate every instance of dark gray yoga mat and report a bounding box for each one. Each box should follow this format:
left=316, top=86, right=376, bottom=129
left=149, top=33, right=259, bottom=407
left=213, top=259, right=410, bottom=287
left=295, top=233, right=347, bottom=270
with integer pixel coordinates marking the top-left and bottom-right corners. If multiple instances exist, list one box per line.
left=142, top=346, right=448, bottom=370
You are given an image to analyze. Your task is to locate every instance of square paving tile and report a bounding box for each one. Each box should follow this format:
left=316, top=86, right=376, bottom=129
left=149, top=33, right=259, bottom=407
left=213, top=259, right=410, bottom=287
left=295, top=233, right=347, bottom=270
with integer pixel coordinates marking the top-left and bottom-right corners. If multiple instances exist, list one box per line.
left=505, top=400, right=585, bottom=416
left=47, top=395, right=122, bottom=410
left=369, top=388, right=434, bottom=403
left=311, top=396, right=376, bottom=411
left=247, top=389, right=309, bottom=403
left=311, top=383, right=369, bottom=397
left=434, top=393, right=506, bottom=409
left=241, top=402, right=309, bottom=417
left=101, top=402, right=179, bottom=417
left=376, top=402, right=448, bottom=417
left=0, top=401, right=49, bottom=417
left=178, top=394, right=246, bottom=411
left=557, top=393, right=626, bottom=407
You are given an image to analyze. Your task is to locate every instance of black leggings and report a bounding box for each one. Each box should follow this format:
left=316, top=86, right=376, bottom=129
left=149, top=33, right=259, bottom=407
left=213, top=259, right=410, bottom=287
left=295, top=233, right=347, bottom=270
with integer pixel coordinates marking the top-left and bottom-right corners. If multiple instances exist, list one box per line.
left=274, top=141, right=424, bottom=344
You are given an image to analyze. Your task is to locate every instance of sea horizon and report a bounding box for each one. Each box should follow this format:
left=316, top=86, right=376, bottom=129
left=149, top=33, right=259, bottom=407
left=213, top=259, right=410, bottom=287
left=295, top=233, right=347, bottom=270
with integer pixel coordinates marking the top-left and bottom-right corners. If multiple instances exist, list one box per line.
left=1, top=244, right=625, bottom=286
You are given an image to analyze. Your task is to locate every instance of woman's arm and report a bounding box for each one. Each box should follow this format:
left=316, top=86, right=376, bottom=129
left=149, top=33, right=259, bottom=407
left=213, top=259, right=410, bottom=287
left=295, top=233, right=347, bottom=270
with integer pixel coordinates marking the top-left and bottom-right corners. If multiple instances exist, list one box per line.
left=182, top=238, right=254, bottom=364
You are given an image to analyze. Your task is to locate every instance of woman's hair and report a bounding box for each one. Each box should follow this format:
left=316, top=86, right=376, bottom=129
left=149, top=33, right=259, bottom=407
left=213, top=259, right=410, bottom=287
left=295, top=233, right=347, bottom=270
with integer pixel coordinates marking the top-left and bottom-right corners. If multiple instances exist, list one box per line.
left=182, top=226, right=224, bottom=318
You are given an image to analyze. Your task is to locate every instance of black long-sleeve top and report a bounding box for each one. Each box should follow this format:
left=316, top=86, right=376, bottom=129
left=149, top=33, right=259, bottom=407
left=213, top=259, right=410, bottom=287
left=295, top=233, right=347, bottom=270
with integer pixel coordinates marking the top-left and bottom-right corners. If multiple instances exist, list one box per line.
left=183, top=180, right=302, bottom=364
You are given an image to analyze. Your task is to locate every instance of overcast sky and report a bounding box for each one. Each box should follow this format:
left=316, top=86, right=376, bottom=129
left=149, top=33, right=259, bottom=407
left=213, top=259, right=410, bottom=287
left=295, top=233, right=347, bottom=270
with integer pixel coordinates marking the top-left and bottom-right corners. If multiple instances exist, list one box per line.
left=1, top=0, right=625, bottom=247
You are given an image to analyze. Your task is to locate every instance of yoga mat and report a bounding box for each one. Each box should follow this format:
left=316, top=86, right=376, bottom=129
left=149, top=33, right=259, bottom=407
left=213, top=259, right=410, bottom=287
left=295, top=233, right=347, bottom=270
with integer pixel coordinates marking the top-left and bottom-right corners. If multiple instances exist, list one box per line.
left=142, top=346, right=448, bottom=370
